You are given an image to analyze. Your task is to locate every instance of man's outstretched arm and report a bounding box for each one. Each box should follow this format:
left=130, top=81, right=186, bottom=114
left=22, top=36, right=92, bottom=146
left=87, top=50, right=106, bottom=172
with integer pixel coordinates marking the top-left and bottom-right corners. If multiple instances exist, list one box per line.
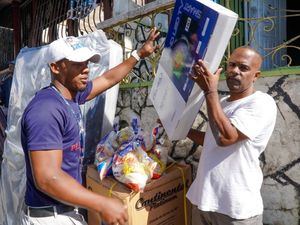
left=87, top=27, right=160, bottom=101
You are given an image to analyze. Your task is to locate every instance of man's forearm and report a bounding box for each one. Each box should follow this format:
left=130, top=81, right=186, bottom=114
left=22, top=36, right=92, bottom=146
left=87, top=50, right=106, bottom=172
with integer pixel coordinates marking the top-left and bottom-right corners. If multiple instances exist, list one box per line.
left=205, top=92, right=239, bottom=146
left=102, top=56, right=138, bottom=85
left=36, top=168, right=107, bottom=212
left=88, top=56, right=138, bottom=100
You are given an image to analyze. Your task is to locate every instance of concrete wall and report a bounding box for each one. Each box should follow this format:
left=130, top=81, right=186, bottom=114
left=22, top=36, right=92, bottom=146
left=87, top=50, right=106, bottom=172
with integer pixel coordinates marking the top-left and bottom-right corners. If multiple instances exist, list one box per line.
left=116, top=74, right=300, bottom=225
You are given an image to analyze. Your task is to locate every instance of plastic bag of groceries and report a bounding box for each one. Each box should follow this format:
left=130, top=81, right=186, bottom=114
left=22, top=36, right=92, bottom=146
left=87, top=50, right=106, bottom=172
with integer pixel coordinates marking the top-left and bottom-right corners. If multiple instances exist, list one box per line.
left=130, top=114, right=153, bottom=151
left=116, top=126, right=135, bottom=146
left=95, top=117, right=120, bottom=180
left=112, top=141, right=157, bottom=192
left=147, top=123, right=170, bottom=179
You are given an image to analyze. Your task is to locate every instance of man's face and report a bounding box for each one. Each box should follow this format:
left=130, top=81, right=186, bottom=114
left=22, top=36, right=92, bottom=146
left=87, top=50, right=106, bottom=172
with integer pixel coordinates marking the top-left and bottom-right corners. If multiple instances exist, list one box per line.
left=226, top=48, right=261, bottom=94
left=56, top=59, right=90, bottom=92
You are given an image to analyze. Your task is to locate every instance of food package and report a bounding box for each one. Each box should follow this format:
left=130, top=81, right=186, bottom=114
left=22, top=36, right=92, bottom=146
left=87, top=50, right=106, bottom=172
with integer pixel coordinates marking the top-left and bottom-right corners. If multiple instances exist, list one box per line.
left=116, top=127, right=135, bottom=145
left=94, top=117, right=119, bottom=180
left=147, top=124, right=170, bottom=179
left=96, top=157, right=113, bottom=180
left=112, top=142, right=157, bottom=192
left=130, top=115, right=153, bottom=151
left=94, top=131, right=117, bottom=180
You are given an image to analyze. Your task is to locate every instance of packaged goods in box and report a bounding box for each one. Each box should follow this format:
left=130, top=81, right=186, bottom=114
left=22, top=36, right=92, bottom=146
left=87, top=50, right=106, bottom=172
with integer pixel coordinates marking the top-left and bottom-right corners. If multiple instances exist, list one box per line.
left=94, top=116, right=170, bottom=192
left=149, top=0, right=238, bottom=140
left=86, top=163, right=192, bottom=225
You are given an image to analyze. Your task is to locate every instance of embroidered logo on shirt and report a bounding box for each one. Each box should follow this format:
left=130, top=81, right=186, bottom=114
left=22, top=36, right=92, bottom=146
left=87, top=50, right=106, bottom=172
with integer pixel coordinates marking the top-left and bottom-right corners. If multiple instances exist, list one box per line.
left=70, top=143, right=80, bottom=151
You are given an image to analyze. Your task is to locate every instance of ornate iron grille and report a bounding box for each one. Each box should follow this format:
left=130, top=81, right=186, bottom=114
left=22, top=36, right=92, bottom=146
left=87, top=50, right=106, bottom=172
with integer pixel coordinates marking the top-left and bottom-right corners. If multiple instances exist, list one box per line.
left=19, top=0, right=300, bottom=85
left=97, top=0, right=300, bottom=86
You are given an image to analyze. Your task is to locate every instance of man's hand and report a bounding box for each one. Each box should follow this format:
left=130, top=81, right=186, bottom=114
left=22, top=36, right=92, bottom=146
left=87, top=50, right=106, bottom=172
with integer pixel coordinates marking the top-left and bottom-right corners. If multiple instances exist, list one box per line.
left=190, top=60, right=222, bottom=94
left=137, top=27, right=160, bottom=59
left=100, top=197, right=128, bottom=225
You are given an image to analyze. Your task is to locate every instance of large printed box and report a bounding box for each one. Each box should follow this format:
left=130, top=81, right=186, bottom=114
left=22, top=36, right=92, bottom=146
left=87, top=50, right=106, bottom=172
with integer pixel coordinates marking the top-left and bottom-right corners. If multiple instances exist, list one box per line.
left=150, top=0, right=238, bottom=140
left=86, top=164, right=192, bottom=225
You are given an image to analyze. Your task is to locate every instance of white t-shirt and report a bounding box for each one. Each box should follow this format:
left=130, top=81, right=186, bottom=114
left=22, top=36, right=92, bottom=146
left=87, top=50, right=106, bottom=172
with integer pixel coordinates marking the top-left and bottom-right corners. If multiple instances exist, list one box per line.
left=186, top=91, right=277, bottom=219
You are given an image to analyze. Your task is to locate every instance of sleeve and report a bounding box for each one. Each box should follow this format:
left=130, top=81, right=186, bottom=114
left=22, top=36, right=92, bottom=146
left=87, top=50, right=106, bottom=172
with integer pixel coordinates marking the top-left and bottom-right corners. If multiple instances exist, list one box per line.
left=76, top=81, right=93, bottom=105
left=229, top=95, right=277, bottom=141
left=23, top=102, right=66, bottom=151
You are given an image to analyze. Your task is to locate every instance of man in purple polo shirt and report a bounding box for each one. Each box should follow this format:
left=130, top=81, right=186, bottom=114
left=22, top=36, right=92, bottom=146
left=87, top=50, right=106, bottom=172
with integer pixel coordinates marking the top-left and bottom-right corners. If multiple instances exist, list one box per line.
left=20, top=28, right=159, bottom=225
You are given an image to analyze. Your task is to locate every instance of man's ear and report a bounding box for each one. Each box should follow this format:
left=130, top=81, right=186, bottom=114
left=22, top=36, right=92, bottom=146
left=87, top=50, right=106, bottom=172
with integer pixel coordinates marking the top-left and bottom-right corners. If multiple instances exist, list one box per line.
left=253, top=70, right=261, bottom=82
left=49, top=62, right=60, bottom=75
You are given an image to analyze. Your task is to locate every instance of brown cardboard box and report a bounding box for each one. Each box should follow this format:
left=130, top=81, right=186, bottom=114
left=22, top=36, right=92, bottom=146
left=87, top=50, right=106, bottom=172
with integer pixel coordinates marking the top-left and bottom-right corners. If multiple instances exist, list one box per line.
left=86, top=163, right=192, bottom=225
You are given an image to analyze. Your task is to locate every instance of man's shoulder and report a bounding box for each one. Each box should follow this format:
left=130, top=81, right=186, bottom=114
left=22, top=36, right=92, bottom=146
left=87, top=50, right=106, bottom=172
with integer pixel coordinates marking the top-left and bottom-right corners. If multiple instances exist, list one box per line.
left=232, top=91, right=275, bottom=105
left=251, top=91, right=276, bottom=106
left=222, top=91, right=276, bottom=113
left=25, top=87, right=66, bottom=114
left=241, top=91, right=277, bottom=120
left=32, top=87, right=60, bottom=103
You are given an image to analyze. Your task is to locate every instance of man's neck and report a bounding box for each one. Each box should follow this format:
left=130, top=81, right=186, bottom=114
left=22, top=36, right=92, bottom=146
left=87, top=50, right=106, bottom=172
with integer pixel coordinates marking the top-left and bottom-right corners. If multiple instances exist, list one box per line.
left=51, top=80, right=75, bottom=100
left=228, top=87, right=255, bottom=101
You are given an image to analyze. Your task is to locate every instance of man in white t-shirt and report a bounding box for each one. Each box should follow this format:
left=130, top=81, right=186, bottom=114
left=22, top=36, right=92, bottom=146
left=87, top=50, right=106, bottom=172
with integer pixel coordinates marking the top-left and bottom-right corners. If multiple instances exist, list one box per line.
left=186, top=47, right=277, bottom=225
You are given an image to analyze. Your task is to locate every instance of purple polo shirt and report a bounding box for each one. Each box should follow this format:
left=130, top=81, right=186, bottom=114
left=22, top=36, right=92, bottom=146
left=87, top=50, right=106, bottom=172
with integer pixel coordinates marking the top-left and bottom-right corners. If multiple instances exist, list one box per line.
left=21, top=81, right=92, bottom=207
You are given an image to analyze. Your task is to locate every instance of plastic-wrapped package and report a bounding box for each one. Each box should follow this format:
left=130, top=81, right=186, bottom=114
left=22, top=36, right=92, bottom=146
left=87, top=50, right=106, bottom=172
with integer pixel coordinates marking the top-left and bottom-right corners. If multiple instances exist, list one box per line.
left=116, top=127, right=135, bottom=145
left=148, top=144, right=168, bottom=179
left=140, top=130, right=153, bottom=151
left=152, top=123, right=165, bottom=145
left=96, top=157, right=113, bottom=180
left=130, top=115, right=153, bottom=151
left=112, top=142, right=157, bottom=192
left=94, top=117, right=120, bottom=180
left=147, top=124, right=170, bottom=179
left=94, top=131, right=117, bottom=180
left=96, top=132, right=117, bottom=158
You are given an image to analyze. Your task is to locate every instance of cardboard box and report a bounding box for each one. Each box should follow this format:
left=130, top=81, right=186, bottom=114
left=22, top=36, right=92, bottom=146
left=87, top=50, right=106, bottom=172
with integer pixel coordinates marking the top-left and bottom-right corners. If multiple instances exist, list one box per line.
left=86, top=164, right=192, bottom=225
left=149, top=0, right=238, bottom=140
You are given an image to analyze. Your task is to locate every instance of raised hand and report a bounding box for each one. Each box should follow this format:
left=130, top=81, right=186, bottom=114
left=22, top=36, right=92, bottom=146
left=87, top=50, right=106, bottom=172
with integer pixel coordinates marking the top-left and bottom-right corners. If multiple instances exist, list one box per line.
left=138, top=27, right=160, bottom=58
left=190, top=60, right=222, bottom=93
